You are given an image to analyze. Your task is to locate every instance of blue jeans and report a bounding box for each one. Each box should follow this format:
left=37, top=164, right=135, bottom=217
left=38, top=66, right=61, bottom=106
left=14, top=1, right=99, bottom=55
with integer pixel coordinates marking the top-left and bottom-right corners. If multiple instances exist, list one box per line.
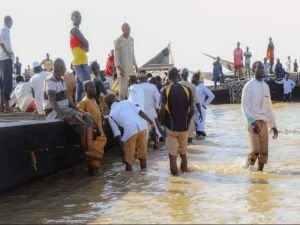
left=74, top=64, right=91, bottom=102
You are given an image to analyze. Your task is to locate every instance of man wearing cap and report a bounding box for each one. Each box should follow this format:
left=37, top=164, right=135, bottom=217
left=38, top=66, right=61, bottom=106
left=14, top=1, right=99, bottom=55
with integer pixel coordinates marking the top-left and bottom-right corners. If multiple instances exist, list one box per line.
left=0, top=15, right=14, bottom=112
left=179, top=68, right=203, bottom=143
left=30, top=61, right=49, bottom=114
left=114, top=23, right=139, bottom=100
left=105, top=93, right=154, bottom=171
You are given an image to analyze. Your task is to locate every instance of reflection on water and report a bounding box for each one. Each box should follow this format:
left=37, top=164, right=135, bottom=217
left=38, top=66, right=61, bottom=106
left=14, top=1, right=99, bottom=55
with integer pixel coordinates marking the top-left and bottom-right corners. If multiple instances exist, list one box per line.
left=1, top=103, right=300, bottom=224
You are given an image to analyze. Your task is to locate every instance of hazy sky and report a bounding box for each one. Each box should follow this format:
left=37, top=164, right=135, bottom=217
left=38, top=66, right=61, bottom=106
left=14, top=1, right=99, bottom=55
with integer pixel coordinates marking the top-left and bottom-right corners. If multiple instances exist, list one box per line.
left=0, top=0, right=300, bottom=72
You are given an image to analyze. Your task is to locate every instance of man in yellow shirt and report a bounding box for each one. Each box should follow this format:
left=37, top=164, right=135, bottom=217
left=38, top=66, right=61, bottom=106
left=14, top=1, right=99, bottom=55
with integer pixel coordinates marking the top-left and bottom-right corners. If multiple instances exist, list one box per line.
left=70, top=11, right=90, bottom=103
left=78, top=81, right=107, bottom=176
left=41, top=53, right=53, bottom=72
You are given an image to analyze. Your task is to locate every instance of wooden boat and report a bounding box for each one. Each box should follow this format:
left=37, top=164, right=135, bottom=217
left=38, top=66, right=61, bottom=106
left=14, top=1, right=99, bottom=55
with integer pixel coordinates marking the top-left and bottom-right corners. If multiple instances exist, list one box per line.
left=140, top=43, right=174, bottom=74
left=0, top=113, right=84, bottom=193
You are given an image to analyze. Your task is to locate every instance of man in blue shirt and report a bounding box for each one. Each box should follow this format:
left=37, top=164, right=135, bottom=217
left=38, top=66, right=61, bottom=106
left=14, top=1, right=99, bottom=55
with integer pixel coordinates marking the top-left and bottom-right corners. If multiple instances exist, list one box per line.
left=275, top=58, right=286, bottom=79
left=244, top=46, right=252, bottom=78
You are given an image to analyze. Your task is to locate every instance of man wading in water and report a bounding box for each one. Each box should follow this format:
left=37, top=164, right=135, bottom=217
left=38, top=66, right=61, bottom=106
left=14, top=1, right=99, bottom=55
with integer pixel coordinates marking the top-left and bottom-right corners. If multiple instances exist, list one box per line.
left=160, top=67, right=194, bottom=176
left=241, top=61, right=278, bottom=171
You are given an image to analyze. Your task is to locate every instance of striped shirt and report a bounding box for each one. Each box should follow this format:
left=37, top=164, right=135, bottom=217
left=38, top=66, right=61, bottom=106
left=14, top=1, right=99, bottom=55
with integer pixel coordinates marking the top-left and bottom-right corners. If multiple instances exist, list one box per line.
left=43, top=74, right=69, bottom=111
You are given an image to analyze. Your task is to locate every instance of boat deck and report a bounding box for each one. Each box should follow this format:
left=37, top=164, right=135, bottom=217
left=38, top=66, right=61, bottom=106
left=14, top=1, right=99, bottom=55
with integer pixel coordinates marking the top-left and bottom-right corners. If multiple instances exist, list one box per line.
left=0, top=112, right=45, bottom=126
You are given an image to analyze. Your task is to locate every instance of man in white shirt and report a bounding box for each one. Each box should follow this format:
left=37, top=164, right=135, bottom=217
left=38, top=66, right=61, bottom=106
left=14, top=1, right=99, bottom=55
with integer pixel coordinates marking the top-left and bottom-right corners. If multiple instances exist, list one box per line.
left=241, top=61, right=278, bottom=172
left=127, top=75, right=144, bottom=110
left=179, top=68, right=203, bottom=143
left=10, top=75, right=36, bottom=112
left=138, top=71, right=161, bottom=147
left=0, top=16, right=14, bottom=112
left=30, top=61, right=49, bottom=114
left=275, top=74, right=296, bottom=102
left=105, top=94, right=154, bottom=171
left=192, top=72, right=215, bottom=137
left=114, top=23, right=139, bottom=100
left=286, top=56, right=292, bottom=72
left=263, top=58, right=270, bottom=77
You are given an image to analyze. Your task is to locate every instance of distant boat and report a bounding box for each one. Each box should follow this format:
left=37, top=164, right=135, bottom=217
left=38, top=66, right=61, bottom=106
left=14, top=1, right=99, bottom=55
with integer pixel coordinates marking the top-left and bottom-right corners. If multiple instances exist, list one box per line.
left=202, top=52, right=300, bottom=104
left=141, top=43, right=174, bottom=72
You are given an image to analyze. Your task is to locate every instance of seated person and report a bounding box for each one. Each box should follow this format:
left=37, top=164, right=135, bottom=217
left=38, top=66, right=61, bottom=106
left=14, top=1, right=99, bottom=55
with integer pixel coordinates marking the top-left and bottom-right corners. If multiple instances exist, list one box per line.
left=43, top=58, right=100, bottom=166
left=10, top=75, right=36, bottom=112
left=78, top=81, right=107, bottom=176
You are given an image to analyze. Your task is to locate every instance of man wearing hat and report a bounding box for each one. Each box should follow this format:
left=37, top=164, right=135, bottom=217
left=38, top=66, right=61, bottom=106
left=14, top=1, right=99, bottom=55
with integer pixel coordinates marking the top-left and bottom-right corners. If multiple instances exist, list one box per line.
left=29, top=61, right=49, bottom=114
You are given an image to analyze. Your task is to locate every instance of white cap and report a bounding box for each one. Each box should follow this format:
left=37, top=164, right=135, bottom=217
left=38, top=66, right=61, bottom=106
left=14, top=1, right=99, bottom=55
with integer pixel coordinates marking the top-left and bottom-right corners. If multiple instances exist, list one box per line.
left=32, top=61, right=40, bottom=69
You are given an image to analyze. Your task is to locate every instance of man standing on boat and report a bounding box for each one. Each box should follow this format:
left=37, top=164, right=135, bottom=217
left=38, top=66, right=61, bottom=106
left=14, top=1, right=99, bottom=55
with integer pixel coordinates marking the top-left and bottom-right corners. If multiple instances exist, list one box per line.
left=263, top=58, right=270, bottom=77
left=241, top=61, right=278, bottom=172
left=275, top=58, right=286, bottom=79
left=0, top=15, right=14, bottom=112
left=114, top=23, right=139, bottom=100
left=293, top=59, right=298, bottom=72
left=212, top=57, right=223, bottom=90
left=105, top=49, right=115, bottom=77
left=70, top=11, right=90, bottom=103
left=179, top=68, right=203, bottom=143
left=78, top=81, right=107, bottom=176
left=234, top=42, right=243, bottom=79
left=275, top=74, right=296, bottom=102
left=286, top=56, right=292, bottom=73
left=160, top=67, right=194, bottom=176
left=41, top=53, right=54, bottom=72
left=267, top=37, right=275, bottom=74
left=244, top=47, right=252, bottom=78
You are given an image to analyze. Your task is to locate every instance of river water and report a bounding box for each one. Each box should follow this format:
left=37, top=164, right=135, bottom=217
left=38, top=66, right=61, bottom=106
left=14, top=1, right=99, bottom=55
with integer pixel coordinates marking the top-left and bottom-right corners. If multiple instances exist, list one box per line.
left=1, top=103, right=300, bottom=224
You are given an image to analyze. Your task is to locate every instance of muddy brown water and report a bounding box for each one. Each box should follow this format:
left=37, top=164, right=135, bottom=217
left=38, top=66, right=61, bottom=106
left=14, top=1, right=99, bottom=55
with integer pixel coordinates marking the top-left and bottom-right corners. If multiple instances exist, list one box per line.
left=0, top=103, right=300, bottom=224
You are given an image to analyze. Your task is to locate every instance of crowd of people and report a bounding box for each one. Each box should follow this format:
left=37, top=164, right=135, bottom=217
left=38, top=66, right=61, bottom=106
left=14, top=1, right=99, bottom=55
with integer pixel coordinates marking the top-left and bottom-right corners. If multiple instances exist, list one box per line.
left=211, top=38, right=298, bottom=102
left=0, top=12, right=283, bottom=176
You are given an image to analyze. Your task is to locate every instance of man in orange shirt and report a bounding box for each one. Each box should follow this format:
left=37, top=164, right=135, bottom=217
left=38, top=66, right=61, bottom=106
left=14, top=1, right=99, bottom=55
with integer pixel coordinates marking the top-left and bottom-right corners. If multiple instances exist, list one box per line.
left=78, top=80, right=107, bottom=176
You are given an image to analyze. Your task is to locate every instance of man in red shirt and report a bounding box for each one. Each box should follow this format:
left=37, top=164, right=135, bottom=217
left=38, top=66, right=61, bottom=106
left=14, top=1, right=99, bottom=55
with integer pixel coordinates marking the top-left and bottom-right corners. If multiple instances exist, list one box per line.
left=234, top=42, right=243, bottom=79
left=105, top=49, right=115, bottom=76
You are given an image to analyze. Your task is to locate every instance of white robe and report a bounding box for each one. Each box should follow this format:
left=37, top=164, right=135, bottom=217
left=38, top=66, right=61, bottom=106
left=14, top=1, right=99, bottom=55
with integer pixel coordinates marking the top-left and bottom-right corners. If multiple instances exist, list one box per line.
left=195, top=83, right=215, bottom=132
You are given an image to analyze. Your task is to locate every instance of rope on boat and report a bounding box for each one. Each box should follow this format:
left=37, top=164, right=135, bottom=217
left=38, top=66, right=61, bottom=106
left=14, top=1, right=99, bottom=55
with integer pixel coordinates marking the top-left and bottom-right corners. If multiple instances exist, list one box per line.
left=224, top=80, right=248, bottom=104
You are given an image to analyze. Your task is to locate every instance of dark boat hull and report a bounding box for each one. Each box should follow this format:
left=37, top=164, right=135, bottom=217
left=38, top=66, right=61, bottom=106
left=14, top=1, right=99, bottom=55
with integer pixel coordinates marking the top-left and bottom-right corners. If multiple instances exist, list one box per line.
left=0, top=120, right=83, bottom=193
left=211, top=81, right=300, bottom=104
